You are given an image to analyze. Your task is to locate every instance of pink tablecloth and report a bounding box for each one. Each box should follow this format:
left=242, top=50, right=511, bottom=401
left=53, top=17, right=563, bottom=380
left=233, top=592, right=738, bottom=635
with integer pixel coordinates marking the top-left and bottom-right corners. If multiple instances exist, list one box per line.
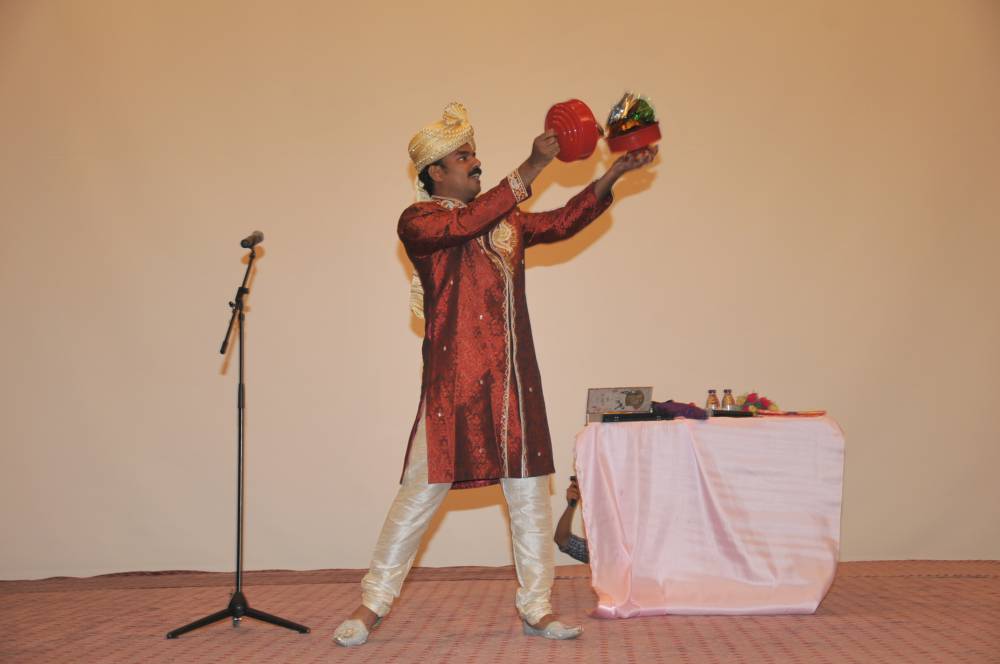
left=575, top=416, right=845, bottom=617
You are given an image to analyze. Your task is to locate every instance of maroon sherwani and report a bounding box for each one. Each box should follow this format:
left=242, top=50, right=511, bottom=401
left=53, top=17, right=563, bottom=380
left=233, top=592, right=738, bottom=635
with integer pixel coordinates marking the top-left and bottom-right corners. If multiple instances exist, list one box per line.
left=398, top=171, right=612, bottom=488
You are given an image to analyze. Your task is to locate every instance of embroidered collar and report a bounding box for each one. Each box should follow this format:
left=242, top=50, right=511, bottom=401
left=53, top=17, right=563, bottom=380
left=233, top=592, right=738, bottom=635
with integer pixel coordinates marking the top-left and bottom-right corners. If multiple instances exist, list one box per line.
left=431, top=196, right=468, bottom=210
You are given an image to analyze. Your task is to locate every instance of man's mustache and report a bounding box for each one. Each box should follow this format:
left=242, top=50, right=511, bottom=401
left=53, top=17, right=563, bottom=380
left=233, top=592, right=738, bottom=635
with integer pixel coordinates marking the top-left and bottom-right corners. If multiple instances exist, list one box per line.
left=469, top=167, right=482, bottom=178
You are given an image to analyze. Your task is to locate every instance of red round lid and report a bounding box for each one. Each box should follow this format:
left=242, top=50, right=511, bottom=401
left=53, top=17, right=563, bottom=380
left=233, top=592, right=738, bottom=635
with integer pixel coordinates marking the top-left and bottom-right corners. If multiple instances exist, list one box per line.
left=545, top=99, right=600, bottom=162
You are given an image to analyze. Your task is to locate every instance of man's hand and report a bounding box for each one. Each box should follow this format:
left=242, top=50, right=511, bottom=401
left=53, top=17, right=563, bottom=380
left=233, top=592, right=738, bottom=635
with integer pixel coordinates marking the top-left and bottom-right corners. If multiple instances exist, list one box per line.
left=611, top=145, right=658, bottom=175
left=529, top=129, right=561, bottom=169
left=518, top=130, right=561, bottom=189
left=594, top=144, right=659, bottom=200
left=566, top=483, right=581, bottom=506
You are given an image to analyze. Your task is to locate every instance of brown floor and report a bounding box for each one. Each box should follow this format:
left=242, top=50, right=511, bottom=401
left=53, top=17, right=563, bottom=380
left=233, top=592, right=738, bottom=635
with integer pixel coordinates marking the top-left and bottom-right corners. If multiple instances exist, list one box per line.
left=2, top=561, right=998, bottom=663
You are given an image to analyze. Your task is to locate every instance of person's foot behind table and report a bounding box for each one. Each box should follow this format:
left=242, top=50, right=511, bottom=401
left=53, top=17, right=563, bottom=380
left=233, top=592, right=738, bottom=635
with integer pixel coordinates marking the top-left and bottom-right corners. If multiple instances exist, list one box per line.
left=333, top=606, right=582, bottom=645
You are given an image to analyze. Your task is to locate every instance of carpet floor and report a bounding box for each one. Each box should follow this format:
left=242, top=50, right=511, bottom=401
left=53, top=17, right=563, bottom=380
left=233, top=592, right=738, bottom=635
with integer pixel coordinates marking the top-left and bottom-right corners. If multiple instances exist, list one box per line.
left=2, top=561, right=998, bottom=663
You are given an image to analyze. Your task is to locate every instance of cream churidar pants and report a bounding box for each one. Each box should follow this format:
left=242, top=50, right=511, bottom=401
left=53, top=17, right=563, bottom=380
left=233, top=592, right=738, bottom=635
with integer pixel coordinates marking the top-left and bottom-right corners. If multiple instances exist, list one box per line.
left=360, top=412, right=554, bottom=624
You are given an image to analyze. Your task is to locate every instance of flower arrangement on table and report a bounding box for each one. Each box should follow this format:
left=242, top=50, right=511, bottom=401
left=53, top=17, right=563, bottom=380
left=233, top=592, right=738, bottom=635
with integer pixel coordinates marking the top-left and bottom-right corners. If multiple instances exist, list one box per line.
left=738, top=392, right=780, bottom=414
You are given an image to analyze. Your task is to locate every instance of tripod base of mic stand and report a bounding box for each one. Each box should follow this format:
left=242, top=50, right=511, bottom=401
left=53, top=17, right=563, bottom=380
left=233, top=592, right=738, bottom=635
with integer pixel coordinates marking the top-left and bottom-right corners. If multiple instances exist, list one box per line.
left=166, top=590, right=310, bottom=639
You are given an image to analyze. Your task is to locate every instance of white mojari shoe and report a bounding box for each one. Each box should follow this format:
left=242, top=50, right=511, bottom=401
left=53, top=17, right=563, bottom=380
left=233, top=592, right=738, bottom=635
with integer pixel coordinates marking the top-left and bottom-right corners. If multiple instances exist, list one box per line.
left=333, top=616, right=381, bottom=647
left=522, top=619, right=583, bottom=640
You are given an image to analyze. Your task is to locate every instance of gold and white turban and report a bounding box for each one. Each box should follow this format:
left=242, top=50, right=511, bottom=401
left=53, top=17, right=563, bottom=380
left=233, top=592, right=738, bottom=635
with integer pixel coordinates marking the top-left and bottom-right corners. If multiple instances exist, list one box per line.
left=408, top=102, right=476, bottom=201
left=407, top=103, right=476, bottom=319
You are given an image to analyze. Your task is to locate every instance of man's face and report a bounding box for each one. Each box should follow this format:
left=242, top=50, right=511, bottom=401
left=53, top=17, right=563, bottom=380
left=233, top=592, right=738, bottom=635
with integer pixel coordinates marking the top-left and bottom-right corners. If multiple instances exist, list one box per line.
left=429, top=143, right=482, bottom=203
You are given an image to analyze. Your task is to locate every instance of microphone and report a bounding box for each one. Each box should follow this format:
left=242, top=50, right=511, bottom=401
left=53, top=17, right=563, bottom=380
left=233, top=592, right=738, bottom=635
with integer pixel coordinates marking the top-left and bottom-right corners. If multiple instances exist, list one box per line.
left=240, top=230, right=264, bottom=248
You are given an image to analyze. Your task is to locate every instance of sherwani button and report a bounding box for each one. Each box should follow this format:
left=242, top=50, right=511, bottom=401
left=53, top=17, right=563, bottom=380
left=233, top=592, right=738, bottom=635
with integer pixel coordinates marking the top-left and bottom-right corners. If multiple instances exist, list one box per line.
left=528, top=387, right=533, bottom=393
left=479, top=314, right=484, bottom=320
left=437, top=411, right=443, bottom=418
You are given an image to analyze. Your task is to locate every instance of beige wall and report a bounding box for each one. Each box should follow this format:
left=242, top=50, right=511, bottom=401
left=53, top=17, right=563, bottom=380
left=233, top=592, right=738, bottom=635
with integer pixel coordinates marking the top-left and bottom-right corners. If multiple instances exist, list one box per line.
left=2, top=0, right=998, bottom=579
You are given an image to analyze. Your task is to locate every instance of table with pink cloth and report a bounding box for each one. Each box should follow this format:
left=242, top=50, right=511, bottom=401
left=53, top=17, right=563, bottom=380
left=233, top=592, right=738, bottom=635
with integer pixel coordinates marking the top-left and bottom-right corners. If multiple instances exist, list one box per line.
left=574, top=416, right=845, bottom=617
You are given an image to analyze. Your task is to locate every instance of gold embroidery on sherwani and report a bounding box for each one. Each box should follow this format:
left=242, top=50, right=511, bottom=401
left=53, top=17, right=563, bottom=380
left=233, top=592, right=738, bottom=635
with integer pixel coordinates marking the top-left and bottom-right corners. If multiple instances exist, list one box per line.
left=479, top=217, right=526, bottom=476
left=507, top=170, right=529, bottom=203
left=489, top=220, right=515, bottom=258
left=431, top=196, right=465, bottom=210
left=489, top=221, right=526, bottom=475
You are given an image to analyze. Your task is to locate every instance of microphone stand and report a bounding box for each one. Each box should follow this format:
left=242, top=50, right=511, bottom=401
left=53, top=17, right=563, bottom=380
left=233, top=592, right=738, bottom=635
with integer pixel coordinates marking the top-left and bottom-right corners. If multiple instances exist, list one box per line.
left=167, top=245, right=309, bottom=639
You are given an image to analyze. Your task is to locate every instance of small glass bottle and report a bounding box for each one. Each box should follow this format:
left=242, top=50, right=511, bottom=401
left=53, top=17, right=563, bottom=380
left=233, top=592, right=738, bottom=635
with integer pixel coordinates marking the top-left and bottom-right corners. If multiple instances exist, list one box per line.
left=721, top=389, right=736, bottom=411
left=705, top=389, right=720, bottom=414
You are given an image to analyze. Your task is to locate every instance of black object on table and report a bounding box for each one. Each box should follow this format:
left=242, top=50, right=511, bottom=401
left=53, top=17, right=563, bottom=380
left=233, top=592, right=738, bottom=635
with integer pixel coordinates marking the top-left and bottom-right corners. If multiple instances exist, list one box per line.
left=601, top=412, right=674, bottom=422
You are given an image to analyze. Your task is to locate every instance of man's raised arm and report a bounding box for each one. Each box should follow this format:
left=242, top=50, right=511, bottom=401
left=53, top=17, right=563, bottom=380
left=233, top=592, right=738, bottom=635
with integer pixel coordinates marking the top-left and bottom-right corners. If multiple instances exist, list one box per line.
left=398, top=178, right=524, bottom=255
left=520, top=145, right=658, bottom=246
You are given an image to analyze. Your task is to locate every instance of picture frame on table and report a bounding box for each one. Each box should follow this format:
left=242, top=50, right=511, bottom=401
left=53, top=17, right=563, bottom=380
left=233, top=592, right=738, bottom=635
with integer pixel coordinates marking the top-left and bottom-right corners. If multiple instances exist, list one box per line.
left=586, top=386, right=653, bottom=423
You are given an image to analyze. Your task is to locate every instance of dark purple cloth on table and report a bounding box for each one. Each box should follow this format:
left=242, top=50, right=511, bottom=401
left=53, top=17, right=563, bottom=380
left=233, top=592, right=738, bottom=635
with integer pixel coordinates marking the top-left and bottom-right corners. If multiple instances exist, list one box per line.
left=651, top=400, right=708, bottom=420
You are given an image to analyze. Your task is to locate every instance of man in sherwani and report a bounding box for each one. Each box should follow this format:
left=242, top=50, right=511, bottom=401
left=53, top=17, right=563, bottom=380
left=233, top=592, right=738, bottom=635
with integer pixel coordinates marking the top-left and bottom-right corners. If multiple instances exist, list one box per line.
left=334, top=103, right=657, bottom=646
